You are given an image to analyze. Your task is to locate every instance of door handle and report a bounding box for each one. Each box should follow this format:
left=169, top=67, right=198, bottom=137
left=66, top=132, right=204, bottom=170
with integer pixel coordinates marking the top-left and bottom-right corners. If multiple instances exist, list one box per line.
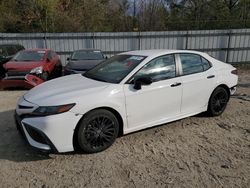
left=207, top=75, right=215, bottom=79
left=171, top=82, right=182, bottom=87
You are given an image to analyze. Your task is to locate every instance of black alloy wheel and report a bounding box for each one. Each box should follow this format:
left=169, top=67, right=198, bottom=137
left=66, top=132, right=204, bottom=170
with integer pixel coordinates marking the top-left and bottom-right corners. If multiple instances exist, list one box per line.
left=208, top=87, right=229, bottom=116
left=77, top=109, right=119, bottom=153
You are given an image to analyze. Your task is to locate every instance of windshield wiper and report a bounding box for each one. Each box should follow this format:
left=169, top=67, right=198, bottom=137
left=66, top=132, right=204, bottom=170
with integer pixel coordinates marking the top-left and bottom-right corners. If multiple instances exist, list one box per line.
left=84, top=73, right=109, bottom=83
left=73, top=59, right=96, bottom=60
left=92, top=77, right=109, bottom=83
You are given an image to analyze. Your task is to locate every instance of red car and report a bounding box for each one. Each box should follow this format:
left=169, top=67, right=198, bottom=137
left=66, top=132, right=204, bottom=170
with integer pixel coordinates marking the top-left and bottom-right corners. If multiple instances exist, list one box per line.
left=0, top=49, right=62, bottom=89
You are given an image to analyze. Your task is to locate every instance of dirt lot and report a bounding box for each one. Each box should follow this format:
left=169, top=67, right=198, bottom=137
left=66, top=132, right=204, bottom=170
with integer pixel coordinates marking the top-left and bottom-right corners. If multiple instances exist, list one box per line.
left=0, top=70, right=249, bottom=188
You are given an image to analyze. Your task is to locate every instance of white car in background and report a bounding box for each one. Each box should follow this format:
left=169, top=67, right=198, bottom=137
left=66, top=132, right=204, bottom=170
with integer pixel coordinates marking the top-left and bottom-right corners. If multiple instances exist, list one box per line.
left=15, top=50, right=238, bottom=153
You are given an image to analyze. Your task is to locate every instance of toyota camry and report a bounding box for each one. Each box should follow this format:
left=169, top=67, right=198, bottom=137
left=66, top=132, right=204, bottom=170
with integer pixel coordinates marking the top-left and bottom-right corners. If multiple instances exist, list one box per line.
left=15, top=50, right=238, bottom=153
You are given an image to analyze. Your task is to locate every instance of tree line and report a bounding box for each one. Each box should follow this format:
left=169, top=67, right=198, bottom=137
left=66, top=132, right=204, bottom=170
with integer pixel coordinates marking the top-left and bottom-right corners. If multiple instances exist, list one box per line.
left=0, top=0, right=249, bottom=33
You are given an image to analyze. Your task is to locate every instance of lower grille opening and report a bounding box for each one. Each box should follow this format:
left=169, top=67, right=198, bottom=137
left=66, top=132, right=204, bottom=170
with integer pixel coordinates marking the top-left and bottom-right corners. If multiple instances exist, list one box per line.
left=18, top=105, right=33, bottom=109
left=6, top=71, right=30, bottom=77
left=24, top=124, right=47, bottom=144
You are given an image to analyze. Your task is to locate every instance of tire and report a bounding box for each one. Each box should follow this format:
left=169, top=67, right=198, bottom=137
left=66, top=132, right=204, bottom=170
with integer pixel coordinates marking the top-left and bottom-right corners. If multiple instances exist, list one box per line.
left=207, top=87, right=229, bottom=116
left=77, top=109, right=119, bottom=153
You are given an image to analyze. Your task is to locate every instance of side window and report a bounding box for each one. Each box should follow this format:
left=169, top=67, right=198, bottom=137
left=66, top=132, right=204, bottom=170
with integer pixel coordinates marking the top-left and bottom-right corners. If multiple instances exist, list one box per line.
left=134, top=54, right=176, bottom=82
left=201, top=57, right=211, bottom=71
left=179, top=54, right=204, bottom=75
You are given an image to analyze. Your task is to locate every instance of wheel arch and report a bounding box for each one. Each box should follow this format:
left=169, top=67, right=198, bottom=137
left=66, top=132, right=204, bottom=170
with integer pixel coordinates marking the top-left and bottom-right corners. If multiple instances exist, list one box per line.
left=72, top=106, right=124, bottom=151
left=214, top=84, right=230, bottom=101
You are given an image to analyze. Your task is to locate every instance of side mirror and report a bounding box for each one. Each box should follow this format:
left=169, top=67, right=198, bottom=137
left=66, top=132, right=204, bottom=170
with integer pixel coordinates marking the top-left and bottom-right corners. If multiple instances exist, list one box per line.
left=105, top=56, right=108, bottom=59
left=134, top=76, right=152, bottom=90
left=67, top=57, right=70, bottom=61
left=46, top=58, right=50, bottom=62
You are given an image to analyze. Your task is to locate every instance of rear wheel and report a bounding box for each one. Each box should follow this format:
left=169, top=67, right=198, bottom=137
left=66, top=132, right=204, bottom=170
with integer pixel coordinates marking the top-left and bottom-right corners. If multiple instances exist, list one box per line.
left=77, top=109, right=119, bottom=153
left=207, top=87, right=229, bottom=116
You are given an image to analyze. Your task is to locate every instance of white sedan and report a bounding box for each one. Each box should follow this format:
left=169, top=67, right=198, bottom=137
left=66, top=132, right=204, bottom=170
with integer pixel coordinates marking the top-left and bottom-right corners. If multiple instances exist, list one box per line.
left=15, top=50, right=238, bottom=153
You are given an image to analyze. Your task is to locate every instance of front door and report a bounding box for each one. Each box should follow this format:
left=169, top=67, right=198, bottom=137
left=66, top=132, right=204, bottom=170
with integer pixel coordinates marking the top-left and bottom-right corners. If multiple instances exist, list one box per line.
left=123, top=54, right=182, bottom=129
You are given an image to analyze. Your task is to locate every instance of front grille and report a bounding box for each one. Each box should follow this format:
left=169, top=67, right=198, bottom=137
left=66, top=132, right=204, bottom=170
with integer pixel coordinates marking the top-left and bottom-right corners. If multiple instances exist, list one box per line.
left=7, top=70, right=30, bottom=77
left=5, top=76, right=26, bottom=80
left=24, top=124, right=47, bottom=144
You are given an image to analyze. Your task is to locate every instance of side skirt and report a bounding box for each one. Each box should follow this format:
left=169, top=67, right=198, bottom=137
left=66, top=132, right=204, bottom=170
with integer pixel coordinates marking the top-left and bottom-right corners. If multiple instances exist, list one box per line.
left=123, top=108, right=207, bottom=135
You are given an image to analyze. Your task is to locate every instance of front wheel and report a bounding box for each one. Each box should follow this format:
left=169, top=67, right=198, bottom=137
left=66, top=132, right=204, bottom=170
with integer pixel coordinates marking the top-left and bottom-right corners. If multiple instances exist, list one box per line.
left=77, top=109, right=119, bottom=153
left=207, top=87, right=229, bottom=116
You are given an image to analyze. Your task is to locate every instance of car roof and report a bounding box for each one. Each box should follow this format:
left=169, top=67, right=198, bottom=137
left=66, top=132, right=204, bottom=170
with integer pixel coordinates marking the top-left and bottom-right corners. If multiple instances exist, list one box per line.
left=121, top=49, right=207, bottom=57
left=23, top=48, right=50, bottom=52
left=73, top=49, right=102, bottom=52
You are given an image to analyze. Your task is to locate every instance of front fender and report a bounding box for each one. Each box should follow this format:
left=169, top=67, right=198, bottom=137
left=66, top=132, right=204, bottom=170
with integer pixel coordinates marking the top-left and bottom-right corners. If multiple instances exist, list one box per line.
left=69, top=85, right=128, bottom=132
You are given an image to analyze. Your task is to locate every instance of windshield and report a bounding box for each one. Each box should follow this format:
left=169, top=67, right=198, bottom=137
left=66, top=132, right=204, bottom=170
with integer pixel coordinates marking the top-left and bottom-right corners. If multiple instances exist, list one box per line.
left=13, top=51, right=45, bottom=61
left=71, top=51, right=104, bottom=60
left=83, top=54, right=146, bottom=83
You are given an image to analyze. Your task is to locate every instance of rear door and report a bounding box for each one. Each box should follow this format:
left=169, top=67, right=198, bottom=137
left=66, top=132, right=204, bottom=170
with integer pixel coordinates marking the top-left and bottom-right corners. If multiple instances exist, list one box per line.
left=177, top=53, right=215, bottom=114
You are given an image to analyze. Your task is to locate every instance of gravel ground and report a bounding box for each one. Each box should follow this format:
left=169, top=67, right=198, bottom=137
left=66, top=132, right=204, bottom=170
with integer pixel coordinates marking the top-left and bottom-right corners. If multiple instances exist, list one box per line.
left=0, top=70, right=249, bottom=188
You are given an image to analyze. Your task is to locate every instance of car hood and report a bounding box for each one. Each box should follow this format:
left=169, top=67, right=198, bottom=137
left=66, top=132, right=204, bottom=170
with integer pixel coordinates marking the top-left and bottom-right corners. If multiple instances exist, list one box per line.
left=66, top=59, right=103, bottom=70
left=24, top=74, right=110, bottom=106
left=4, top=60, right=44, bottom=71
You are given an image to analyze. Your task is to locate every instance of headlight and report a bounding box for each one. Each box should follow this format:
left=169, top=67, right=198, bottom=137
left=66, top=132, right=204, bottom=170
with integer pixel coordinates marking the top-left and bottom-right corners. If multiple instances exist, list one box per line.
left=31, top=103, right=75, bottom=116
left=30, top=66, right=43, bottom=74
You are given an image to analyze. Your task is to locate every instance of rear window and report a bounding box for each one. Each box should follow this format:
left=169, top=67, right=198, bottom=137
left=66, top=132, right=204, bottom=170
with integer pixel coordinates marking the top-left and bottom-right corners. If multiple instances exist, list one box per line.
left=71, top=51, right=104, bottom=60
left=13, top=51, right=46, bottom=61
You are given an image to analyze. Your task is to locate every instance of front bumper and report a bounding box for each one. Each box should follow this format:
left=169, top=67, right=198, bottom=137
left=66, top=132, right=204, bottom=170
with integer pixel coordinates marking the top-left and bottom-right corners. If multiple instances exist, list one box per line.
left=0, top=75, right=44, bottom=89
left=230, top=85, right=237, bottom=95
left=15, top=113, right=58, bottom=152
left=15, top=97, right=82, bottom=153
left=0, top=79, right=33, bottom=89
